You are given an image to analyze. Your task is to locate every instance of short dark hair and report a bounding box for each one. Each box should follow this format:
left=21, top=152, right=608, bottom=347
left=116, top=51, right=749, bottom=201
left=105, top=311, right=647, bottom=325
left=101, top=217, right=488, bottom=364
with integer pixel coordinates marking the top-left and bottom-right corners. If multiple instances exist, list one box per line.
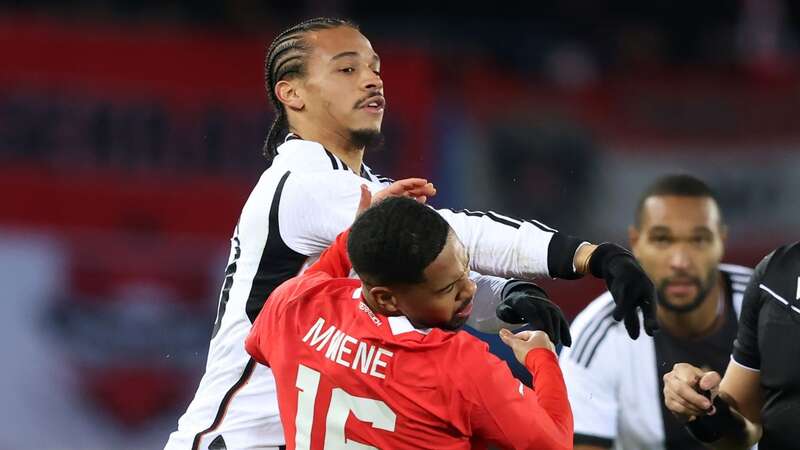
left=634, top=174, right=722, bottom=227
left=263, top=17, right=359, bottom=161
left=348, top=197, right=450, bottom=285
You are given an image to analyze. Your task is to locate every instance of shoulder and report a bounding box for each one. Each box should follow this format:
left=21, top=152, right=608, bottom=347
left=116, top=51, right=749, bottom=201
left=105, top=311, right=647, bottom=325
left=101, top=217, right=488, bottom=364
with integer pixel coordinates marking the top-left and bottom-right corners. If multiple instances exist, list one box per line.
left=569, top=291, right=616, bottom=336
left=756, top=241, right=800, bottom=303
left=719, top=263, right=754, bottom=316
left=273, top=139, right=351, bottom=173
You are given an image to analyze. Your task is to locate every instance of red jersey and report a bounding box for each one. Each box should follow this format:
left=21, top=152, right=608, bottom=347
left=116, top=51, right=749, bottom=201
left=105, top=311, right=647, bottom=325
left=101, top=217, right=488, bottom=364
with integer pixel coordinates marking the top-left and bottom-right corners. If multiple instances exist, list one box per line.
left=245, top=230, right=573, bottom=450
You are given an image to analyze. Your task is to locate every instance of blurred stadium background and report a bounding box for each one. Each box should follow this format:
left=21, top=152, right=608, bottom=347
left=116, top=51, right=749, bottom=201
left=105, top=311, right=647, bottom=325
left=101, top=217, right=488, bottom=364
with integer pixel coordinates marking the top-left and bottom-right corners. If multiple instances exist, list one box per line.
left=1, top=1, right=798, bottom=448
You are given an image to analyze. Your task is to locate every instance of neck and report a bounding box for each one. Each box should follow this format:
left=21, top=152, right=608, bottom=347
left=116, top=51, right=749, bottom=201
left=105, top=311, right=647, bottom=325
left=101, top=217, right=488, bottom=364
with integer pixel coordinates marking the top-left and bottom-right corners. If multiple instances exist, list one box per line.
left=290, top=123, right=365, bottom=174
left=657, top=274, right=725, bottom=339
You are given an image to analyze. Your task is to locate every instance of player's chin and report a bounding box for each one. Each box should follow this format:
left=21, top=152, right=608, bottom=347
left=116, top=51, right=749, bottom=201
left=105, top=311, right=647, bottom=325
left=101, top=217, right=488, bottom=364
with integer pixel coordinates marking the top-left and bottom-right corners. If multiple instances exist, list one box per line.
left=442, top=315, right=469, bottom=331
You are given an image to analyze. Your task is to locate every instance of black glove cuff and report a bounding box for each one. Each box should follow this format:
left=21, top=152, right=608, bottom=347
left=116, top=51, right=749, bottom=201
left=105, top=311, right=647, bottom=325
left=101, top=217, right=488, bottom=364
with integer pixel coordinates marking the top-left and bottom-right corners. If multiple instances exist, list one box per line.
left=588, top=242, right=633, bottom=279
left=685, top=396, right=747, bottom=444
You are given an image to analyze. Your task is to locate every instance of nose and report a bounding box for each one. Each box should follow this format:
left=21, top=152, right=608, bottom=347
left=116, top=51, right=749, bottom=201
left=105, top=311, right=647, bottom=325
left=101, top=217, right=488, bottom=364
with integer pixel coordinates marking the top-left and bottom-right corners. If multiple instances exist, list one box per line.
left=363, top=70, right=383, bottom=91
left=668, top=244, right=692, bottom=272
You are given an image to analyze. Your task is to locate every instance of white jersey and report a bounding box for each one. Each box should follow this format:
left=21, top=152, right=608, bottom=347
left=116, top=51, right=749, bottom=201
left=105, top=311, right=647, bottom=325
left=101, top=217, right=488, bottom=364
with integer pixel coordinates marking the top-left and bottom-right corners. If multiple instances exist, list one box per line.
left=165, top=137, right=582, bottom=450
left=560, top=264, right=753, bottom=450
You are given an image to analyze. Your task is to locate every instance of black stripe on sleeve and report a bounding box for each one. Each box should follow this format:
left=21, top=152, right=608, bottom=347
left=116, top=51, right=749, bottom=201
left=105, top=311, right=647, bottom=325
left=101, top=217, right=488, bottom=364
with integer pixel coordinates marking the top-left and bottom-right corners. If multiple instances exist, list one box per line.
left=192, top=358, right=257, bottom=450
left=547, top=232, right=586, bottom=279
left=570, top=303, right=615, bottom=362
left=581, top=320, right=618, bottom=368
left=245, top=171, right=308, bottom=323
left=211, top=231, right=241, bottom=339
left=446, top=208, right=522, bottom=229
left=524, top=218, right=557, bottom=233
left=574, top=433, right=614, bottom=447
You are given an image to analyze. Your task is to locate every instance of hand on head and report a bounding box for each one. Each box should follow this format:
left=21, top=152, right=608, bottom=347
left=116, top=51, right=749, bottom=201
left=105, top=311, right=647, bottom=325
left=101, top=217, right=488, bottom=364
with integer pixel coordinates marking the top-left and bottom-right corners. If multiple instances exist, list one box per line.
left=356, top=178, right=436, bottom=216
left=499, top=329, right=556, bottom=365
left=663, top=362, right=721, bottom=423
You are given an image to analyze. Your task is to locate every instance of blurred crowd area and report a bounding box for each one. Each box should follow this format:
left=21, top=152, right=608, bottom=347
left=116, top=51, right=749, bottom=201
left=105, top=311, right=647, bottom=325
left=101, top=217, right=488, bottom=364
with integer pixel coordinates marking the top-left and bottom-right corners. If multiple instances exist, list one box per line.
left=1, top=1, right=799, bottom=448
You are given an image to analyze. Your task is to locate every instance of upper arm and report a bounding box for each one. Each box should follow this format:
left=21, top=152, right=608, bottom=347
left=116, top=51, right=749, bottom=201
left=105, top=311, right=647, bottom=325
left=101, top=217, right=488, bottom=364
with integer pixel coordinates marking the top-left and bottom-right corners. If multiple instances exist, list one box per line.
left=303, top=230, right=352, bottom=279
left=279, top=172, right=383, bottom=256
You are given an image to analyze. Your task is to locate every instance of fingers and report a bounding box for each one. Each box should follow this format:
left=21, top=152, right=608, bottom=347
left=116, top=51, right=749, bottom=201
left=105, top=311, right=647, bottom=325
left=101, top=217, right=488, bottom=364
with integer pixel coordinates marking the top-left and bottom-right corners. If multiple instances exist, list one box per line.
left=623, top=310, right=641, bottom=340
left=663, top=365, right=713, bottom=414
left=499, top=328, right=514, bottom=346
left=699, top=371, right=722, bottom=392
left=642, top=298, right=659, bottom=336
left=374, top=179, right=436, bottom=205
left=495, top=304, right=523, bottom=324
left=355, top=184, right=372, bottom=217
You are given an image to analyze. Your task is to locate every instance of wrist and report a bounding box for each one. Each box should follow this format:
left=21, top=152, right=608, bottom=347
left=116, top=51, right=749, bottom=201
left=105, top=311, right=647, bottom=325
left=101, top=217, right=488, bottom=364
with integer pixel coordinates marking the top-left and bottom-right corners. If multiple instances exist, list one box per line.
left=524, top=347, right=558, bottom=369
left=573, top=242, right=597, bottom=275
left=588, top=242, right=632, bottom=279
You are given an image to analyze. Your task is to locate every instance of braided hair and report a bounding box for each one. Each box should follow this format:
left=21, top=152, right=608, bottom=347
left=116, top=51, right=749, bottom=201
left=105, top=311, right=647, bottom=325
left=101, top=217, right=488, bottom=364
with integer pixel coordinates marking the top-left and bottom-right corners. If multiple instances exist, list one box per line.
left=263, top=17, right=359, bottom=161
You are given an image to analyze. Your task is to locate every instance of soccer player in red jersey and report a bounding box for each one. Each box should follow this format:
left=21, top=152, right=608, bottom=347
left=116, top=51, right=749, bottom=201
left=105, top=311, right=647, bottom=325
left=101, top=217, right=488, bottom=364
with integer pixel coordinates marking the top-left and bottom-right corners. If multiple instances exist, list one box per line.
left=246, top=182, right=572, bottom=450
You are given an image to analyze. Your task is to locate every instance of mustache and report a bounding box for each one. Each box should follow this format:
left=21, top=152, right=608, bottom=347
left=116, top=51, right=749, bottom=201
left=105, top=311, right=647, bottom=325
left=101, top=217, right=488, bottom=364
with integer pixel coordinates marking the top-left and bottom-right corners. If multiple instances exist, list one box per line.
left=659, top=275, right=703, bottom=288
left=354, top=90, right=385, bottom=109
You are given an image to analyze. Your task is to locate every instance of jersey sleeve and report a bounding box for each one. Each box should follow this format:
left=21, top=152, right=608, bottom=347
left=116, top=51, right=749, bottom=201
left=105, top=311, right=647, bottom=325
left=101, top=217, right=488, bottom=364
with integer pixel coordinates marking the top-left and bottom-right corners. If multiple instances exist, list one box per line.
left=303, top=230, right=352, bottom=279
left=435, top=208, right=587, bottom=280
left=465, top=272, right=522, bottom=333
left=280, top=170, right=587, bottom=281
left=278, top=171, right=385, bottom=257
left=464, top=347, right=573, bottom=450
left=732, top=252, right=772, bottom=371
left=559, top=301, right=619, bottom=446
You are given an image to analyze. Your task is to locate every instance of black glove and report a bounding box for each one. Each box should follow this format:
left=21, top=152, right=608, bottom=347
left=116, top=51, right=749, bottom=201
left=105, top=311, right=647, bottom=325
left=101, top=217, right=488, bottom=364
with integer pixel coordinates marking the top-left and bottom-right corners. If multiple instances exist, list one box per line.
left=495, top=281, right=572, bottom=347
left=589, top=243, right=658, bottom=339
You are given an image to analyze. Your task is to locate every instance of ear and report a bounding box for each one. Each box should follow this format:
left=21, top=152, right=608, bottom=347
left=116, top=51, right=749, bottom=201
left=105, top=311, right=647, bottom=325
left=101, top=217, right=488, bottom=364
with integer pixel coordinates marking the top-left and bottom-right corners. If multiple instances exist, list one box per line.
left=275, top=80, right=305, bottom=111
left=628, top=225, right=640, bottom=249
left=368, top=286, right=399, bottom=314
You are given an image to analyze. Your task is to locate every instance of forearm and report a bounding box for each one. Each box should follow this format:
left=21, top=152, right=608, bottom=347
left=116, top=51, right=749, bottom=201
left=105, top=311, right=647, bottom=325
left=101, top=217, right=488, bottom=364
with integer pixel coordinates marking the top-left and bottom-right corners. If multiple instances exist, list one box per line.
left=525, top=348, right=574, bottom=441
left=437, top=207, right=590, bottom=280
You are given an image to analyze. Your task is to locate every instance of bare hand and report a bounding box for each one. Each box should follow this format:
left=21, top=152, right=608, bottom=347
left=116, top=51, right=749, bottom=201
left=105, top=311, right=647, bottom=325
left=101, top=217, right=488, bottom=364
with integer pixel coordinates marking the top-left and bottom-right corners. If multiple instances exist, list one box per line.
left=356, top=178, right=437, bottom=216
left=499, top=329, right=555, bottom=365
left=663, top=362, right=721, bottom=423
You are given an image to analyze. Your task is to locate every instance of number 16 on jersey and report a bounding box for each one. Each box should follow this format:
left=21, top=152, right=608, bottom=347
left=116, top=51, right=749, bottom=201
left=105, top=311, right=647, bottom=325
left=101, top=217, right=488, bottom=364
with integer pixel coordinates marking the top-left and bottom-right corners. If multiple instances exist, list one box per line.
left=295, top=364, right=397, bottom=449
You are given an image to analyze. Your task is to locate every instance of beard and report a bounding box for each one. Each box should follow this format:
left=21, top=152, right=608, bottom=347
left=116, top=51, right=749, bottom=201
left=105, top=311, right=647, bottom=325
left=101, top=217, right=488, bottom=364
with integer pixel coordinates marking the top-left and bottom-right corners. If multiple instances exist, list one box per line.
left=350, top=128, right=384, bottom=151
left=656, top=268, right=718, bottom=314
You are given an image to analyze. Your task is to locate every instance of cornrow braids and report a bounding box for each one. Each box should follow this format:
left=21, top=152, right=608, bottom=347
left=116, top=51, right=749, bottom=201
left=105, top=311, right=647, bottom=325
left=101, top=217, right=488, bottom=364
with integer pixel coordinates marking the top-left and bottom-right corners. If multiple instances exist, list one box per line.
left=263, top=17, right=359, bottom=161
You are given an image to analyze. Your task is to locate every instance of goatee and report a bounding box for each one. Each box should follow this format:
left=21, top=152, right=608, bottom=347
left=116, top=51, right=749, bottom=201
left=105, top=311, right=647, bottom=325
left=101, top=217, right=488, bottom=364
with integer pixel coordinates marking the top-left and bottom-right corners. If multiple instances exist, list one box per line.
left=350, top=129, right=384, bottom=151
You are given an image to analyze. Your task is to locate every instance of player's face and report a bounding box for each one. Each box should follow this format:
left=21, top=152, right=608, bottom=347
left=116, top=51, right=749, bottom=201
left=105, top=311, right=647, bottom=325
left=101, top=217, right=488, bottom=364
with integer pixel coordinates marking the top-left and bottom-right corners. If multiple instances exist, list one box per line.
left=395, top=233, right=477, bottom=331
left=299, top=27, right=385, bottom=142
left=630, top=196, right=726, bottom=313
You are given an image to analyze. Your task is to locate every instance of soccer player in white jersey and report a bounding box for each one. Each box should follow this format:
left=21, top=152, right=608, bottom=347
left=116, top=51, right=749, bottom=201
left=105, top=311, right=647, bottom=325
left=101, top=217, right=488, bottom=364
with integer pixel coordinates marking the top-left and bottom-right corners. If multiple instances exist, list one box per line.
left=165, top=18, right=658, bottom=450
left=561, top=174, right=754, bottom=450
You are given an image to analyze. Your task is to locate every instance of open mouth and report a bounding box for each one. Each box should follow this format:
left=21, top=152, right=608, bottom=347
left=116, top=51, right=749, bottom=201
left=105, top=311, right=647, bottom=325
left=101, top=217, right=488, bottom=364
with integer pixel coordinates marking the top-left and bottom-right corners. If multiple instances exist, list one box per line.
left=455, top=300, right=473, bottom=318
left=359, top=95, right=386, bottom=113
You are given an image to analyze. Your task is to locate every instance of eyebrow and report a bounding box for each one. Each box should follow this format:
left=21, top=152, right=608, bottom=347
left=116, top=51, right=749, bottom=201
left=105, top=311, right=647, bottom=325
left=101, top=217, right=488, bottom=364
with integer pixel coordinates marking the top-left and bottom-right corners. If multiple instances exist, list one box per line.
left=331, top=51, right=380, bottom=63
left=434, top=253, right=470, bottom=293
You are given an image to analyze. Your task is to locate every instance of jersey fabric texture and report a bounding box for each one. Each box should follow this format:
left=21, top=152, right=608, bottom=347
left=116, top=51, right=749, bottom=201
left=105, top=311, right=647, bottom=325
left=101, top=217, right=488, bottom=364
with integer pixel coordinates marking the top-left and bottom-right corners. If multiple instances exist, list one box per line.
left=732, top=242, right=800, bottom=450
left=561, top=264, right=753, bottom=450
left=246, top=230, right=573, bottom=450
left=165, top=136, right=585, bottom=450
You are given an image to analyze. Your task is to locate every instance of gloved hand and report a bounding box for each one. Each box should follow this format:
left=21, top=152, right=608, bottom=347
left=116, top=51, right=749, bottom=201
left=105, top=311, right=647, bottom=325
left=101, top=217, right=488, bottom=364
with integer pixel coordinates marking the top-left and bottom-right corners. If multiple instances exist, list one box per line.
left=496, top=281, right=571, bottom=347
left=589, top=243, right=658, bottom=339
